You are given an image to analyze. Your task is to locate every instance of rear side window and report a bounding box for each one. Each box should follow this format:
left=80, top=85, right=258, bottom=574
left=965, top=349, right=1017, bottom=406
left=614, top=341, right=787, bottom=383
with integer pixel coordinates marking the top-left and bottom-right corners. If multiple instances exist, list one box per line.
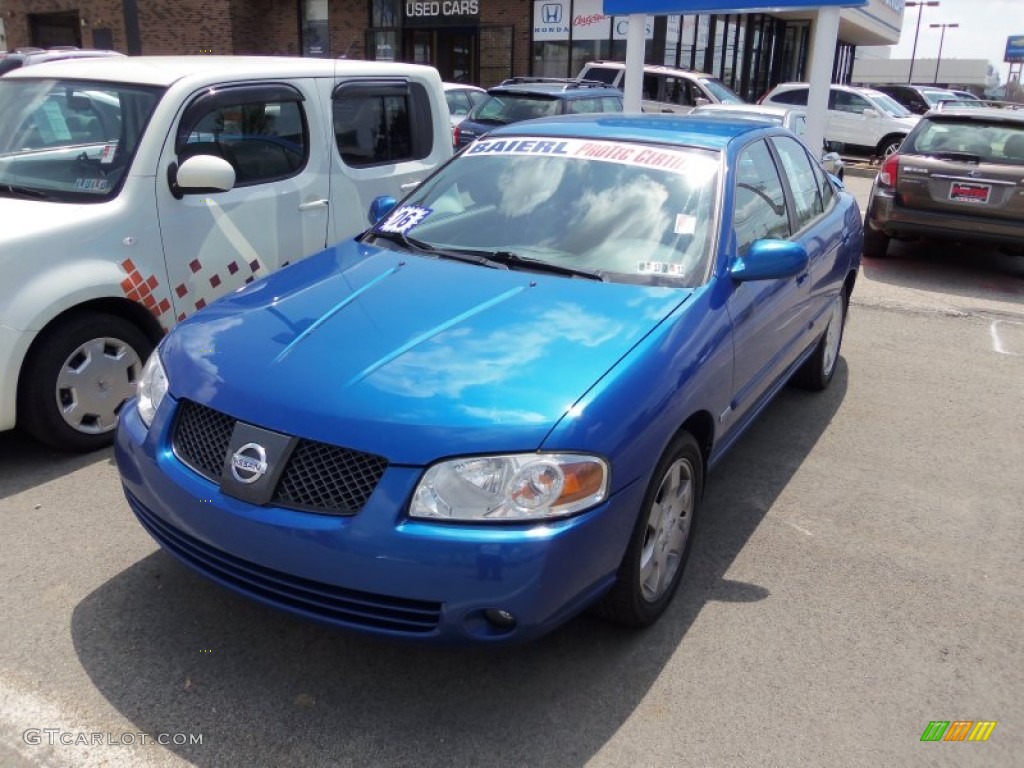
left=333, top=80, right=434, bottom=167
left=770, top=88, right=807, bottom=106
left=178, top=83, right=308, bottom=187
left=770, top=135, right=824, bottom=229
left=733, top=139, right=791, bottom=253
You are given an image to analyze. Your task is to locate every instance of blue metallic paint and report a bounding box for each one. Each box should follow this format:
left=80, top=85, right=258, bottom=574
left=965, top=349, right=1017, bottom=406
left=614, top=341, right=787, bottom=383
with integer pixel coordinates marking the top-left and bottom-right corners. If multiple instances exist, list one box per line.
left=116, top=116, right=862, bottom=643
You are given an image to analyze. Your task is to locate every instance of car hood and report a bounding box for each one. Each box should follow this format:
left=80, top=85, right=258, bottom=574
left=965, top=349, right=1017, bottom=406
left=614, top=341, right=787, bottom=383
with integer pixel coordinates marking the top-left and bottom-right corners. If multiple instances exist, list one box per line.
left=163, top=241, right=691, bottom=464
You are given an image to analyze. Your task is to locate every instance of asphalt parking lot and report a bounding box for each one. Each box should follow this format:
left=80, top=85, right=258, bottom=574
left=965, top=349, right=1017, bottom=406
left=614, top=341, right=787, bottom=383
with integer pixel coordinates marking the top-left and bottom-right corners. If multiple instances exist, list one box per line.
left=1, top=175, right=1022, bottom=767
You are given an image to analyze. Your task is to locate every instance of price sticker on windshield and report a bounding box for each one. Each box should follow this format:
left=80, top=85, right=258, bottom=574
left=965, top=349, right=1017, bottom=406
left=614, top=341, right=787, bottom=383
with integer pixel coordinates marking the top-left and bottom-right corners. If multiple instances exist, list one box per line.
left=379, top=205, right=432, bottom=234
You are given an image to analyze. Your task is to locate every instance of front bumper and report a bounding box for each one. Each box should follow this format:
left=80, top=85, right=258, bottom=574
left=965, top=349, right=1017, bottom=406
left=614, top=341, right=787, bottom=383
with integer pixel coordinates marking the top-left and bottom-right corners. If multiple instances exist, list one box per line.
left=115, top=396, right=644, bottom=644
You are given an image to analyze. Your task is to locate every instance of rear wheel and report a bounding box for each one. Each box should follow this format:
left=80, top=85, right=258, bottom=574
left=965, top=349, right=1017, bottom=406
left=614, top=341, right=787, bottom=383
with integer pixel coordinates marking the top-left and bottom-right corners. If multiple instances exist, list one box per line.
left=18, top=312, right=152, bottom=452
left=794, top=291, right=847, bottom=391
left=595, top=431, right=703, bottom=627
left=878, top=135, right=903, bottom=159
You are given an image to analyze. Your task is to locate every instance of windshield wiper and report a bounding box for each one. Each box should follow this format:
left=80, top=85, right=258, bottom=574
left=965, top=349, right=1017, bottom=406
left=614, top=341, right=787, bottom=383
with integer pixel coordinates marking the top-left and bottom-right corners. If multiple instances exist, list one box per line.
left=367, top=230, right=508, bottom=269
left=469, top=250, right=607, bottom=282
left=0, top=183, right=50, bottom=199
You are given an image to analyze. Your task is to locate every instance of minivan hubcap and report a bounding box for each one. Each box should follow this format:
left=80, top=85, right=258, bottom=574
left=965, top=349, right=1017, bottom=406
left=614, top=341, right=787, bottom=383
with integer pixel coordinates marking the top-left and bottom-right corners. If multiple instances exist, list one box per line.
left=56, top=338, right=141, bottom=434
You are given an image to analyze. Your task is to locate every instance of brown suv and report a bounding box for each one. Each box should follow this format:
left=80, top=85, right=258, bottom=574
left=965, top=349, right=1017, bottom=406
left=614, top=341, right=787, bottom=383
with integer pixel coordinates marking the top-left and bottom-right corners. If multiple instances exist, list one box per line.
left=864, top=107, right=1024, bottom=257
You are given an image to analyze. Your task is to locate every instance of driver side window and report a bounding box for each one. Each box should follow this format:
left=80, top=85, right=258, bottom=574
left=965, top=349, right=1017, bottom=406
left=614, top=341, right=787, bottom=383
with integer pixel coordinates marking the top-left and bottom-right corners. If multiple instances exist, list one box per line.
left=733, top=140, right=791, bottom=254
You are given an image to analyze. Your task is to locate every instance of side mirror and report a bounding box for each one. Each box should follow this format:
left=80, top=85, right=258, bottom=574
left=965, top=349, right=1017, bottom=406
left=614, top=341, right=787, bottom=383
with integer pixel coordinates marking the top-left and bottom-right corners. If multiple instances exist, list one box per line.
left=168, top=154, right=235, bottom=200
left=368, top=195, right=398, bottom=225
left=862, top=108, right=879, bottom=118
left=730, top=239, right=808, bottom=282
left=694, top=97, right=710, bottom=107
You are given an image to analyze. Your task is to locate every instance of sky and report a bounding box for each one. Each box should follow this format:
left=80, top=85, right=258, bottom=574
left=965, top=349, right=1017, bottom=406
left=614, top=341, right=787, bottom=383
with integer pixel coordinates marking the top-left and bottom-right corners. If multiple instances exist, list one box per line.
left=887, top=0, right=1023, bottom=77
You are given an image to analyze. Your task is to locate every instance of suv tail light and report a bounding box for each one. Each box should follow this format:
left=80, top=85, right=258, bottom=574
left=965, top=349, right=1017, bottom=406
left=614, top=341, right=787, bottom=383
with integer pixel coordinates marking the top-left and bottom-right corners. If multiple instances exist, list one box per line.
left=453, top=124, right=461, bottom=146
left=878, top=153, right=899, bottom=188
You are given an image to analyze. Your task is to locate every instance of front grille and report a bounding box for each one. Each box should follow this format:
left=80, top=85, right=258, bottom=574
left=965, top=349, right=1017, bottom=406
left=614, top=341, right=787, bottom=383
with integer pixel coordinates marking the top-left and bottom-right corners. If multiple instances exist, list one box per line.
left=127, top=491, right=442, bottom=634
left=172, top=400, right=388, bottom=515
left=173, top=400, right=234, bottom=480
left=272, top=438, right=388, bottom=514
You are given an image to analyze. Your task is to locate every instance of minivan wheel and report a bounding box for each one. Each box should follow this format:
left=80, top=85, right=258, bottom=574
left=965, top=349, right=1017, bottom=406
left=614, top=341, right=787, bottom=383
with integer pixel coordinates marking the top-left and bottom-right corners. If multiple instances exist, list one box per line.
left=18, top=312, right=152, bottom=452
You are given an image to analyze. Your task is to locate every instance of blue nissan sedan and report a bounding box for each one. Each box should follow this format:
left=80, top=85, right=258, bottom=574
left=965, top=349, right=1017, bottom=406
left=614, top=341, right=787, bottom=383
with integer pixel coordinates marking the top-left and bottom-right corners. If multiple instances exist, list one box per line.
left=116, top=115, right=863, bottom=644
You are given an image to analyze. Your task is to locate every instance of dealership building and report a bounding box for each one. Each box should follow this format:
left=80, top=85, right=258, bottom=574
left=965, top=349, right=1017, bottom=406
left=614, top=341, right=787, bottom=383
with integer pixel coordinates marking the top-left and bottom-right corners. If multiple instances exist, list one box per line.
left=4, top=0, right=901, bottom=100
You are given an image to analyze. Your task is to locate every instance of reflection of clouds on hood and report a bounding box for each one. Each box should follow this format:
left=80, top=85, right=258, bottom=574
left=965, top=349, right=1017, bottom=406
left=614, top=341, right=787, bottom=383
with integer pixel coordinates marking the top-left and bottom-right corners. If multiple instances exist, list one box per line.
left=369, top=302, right=627, bottom=399
left=498, top=158, right=566, bottom=218
left=177, top=316, right=244, bottom=401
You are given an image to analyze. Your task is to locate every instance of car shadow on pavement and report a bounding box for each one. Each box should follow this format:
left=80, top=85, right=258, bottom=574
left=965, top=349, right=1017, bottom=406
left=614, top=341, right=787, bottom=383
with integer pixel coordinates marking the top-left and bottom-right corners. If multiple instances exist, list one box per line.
left=0, top=430, right=113, bottom=502
left=70, top=364, right=848, bottom=767
left=862, top=239, right=1024, bottom=303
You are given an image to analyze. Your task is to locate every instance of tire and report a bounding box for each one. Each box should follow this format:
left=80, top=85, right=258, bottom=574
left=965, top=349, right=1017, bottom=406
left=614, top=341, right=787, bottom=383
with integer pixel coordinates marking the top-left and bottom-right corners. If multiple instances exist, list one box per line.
left=863, top=225, right=890, bottom=258
left=18, top=312, right=153, bottom=452
left=878, top=136, right=903, bottom=159
left=595, top=431, right=703, bottom=627
left=793, top=290, right=847, bottom=391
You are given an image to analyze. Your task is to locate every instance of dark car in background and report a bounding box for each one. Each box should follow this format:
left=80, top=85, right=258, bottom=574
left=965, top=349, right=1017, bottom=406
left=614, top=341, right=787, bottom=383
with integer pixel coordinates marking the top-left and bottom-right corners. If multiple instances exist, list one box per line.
left=453, top=77, right=623, bottom=149
left=864, top=107, right=1024, bottom=258
left=872, top=84, right=959, bottom=115
left=0, top=47, right=125, bottom=75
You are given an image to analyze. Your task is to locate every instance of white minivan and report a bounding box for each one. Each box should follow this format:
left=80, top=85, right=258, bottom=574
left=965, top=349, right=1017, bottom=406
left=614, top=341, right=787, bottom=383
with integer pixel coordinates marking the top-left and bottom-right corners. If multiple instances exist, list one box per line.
left=0, top=56, right=453, bottom=451
left=577, top=60, right=745, bottom=114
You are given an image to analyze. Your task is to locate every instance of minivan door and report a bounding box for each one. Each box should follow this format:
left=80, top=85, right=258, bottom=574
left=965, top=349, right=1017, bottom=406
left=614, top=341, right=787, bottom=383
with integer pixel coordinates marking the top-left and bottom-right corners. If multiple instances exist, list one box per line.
left=156, top=80, right=331, bottom=319
left=326, top=76, right=448, bottom=245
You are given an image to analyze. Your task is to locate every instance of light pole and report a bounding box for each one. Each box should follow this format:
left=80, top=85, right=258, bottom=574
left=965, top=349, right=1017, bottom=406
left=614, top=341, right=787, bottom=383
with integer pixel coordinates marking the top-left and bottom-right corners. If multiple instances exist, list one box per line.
left=930, top=23, right=959, bottom=85
left=906, top=1, right=939, bottom=84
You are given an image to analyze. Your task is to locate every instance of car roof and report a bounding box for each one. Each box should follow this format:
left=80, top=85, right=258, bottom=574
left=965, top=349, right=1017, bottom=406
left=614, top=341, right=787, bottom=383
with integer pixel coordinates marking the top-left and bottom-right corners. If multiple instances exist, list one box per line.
left=488, top=79, right=620, bottom=98
left=583, top=60, right=717, bottom=78
left=922, top=106, right=1024, bottom=124
left=482, top=113, right=767, bottom=150
left=2, top=55, right=438, bottom=87
left=443, top=82, right=484, bottom=92
left=694, top=103, right=799, bottom=117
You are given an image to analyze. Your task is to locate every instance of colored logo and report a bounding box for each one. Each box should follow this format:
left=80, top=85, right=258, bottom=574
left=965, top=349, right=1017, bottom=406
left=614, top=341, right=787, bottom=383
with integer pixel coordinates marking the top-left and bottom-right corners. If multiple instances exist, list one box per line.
left=231, top=443, right=268, bottom=484
left=542, top=4, right=562, bottom=24
left=920, top=721, right=997, bottom=742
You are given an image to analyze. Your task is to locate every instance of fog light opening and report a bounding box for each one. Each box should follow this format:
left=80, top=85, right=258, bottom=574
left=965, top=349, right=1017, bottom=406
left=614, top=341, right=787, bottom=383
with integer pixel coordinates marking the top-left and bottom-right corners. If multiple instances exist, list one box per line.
left=484, top=608, right=517, bottom=631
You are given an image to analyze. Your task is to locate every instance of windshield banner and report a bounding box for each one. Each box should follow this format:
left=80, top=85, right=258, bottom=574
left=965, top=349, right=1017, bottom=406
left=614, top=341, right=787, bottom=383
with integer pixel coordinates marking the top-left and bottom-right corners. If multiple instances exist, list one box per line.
left=465, top=136, right=702, bottom=175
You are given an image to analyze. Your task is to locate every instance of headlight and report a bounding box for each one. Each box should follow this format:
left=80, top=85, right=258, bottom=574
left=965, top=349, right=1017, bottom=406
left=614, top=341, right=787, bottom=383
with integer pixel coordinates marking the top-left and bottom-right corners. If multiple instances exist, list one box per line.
left=136, top=350, right=168, bottom=428
left=410, top=453, right=609, bottom=522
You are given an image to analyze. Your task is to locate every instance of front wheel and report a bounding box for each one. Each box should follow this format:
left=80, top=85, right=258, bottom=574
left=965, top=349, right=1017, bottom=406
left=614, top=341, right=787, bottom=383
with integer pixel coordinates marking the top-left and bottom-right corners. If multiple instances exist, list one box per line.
left=793, top=291, right=847, bottom=391
left=18, top=312, right=152, bottom=452
left=595, top=431, right=703, bottom=627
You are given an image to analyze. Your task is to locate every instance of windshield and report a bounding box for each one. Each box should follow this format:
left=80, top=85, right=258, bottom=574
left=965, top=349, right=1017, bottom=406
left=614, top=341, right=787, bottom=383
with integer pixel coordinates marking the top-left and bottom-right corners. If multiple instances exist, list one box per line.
left=698, top=78, right=744, bottom=104
left=369, top=136, right=721, bottom=287
left=469, top=93, right=561, bottom=123
left=0, top=78, right=164, bottom=202
left=866, top=91, right=913, bottom=118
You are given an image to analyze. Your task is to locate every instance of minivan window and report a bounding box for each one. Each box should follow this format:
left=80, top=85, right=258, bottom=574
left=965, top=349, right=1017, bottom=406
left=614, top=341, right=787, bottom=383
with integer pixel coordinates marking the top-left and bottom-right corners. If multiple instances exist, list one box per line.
left=0, top=78, right=164, bottom=202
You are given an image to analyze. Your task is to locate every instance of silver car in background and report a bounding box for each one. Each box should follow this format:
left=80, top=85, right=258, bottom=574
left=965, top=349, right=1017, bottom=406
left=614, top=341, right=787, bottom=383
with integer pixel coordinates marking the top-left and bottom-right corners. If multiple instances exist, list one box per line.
left=689, top=103, right=845, bottom=179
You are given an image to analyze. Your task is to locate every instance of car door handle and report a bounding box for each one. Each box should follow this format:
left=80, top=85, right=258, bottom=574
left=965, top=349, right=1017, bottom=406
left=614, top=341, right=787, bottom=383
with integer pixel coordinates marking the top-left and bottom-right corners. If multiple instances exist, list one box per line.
left=400, top=180, right=421, bottom=191
left=298, top=199, right=328, bottom=211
